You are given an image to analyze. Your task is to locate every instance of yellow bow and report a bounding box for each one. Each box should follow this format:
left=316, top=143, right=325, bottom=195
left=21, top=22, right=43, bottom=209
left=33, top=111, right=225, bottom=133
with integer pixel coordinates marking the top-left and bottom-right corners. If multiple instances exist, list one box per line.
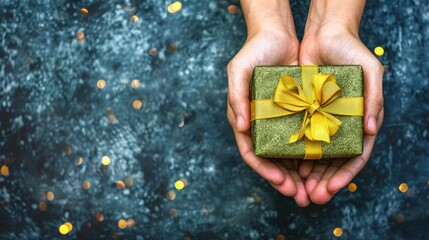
left=251, top=65, right=363, bottom=159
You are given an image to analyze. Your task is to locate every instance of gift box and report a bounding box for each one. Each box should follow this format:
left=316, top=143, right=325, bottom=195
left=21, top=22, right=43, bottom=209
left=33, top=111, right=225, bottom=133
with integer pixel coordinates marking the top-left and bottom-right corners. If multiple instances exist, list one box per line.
left=251, top=65, right=364, bottom=159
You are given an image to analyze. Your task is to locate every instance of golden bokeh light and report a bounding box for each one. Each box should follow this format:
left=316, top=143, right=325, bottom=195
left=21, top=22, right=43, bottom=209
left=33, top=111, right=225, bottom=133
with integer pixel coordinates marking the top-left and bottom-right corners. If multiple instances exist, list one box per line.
left=131, top=79, right=140, bottom=89
left=76, top=156, right=83, bottom=166
left=374, top=46, right=385, bottom=56
left=118, top=219, right=127, bottom=229
left=131, top=15, right=139, bottom=23
left=46, top=191, right=54, bottom=201
left=228, top=5, right=238, bottom=14
left=38, top=202, right=47, bottom=211
left=168, top=2, right=182, bottom=13
left=59, top=224, right=69, bottom=235
left=149, top=48, right=158, bottom=56
left=348, top=183, right=357, bottom=192
left=80, top=8, right=89, bottom=16
left=95, top=213, right=104, bottom=222
left=275, top=234, right=286, bottom=240
left=97, top=79, right=106, bottom=89
left=101, top=156, right=111, bottom=166
left=396, top=213, right=405, bottom=223
left=127, top=218, right=136, bottom=227
left=333, top=227, right=343, bottom=237
left=76, top=31, right=85, bottom=41
left=64, top=146, right=72, bottom=154
left=117, top=180, right=125, bottom=190
left=64, top=222, right=73, bottom=232
left=125, top=178, right=133, bottom=187
left=398, top=183, right=408, bottom=193
left=82, top=180, right=91, bottom=190
left=167, top=190, right=176, bottom=201
left=174, top=179, right=186, bottom=190
left=1, top=165, right=9, bottom=176
left=133, top=100, right=143, bottom=110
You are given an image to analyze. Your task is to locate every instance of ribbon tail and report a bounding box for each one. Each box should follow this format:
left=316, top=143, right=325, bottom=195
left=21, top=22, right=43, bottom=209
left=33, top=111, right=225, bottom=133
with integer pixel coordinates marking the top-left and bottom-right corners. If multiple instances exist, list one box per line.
left=289, top=111, right=309, bottom=143
left=304, top=138, right=322, bottom=159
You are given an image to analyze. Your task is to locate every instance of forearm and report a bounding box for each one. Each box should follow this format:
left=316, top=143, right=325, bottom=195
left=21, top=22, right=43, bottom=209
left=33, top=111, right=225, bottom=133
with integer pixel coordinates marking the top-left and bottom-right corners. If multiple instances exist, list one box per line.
left=240, top=0, right=296, bottom=37
left=305, top=0, right=366, bottom=36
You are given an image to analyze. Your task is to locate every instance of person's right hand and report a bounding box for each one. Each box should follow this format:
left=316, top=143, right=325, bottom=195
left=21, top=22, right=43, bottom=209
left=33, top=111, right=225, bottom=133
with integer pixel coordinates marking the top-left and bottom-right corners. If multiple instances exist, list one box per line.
left=227, top=1, right=311, bottom=206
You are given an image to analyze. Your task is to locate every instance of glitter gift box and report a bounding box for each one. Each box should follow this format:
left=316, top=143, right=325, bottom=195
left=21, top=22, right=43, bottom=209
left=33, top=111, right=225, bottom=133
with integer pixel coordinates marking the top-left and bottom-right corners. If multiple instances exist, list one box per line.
left=251, top=65, right=364, bottom=159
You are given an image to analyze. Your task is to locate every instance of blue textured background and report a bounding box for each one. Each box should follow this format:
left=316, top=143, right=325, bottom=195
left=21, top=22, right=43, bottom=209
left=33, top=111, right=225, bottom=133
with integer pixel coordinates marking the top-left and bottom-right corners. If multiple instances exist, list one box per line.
left=1, top=0, right=428, bottom=239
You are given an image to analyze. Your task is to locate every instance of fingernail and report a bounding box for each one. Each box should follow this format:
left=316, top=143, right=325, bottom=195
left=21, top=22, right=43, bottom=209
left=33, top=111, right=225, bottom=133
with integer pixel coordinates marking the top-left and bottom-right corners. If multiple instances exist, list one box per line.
left=368, top=117, right=377, bottom=134
left=237, top=116, right=244, bottom=131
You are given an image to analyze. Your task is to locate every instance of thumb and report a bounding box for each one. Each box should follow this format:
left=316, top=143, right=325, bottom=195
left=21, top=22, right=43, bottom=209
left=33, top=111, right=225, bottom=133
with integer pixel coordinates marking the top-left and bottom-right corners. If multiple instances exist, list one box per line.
left=227, top=60, right=252, bottom=132
left=361, top=59, right=384, bottom=135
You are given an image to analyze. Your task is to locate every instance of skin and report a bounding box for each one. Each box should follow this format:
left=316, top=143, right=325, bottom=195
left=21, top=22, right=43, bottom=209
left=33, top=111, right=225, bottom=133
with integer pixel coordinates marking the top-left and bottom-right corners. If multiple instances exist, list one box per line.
left=227, top=0, right=384, bottom=207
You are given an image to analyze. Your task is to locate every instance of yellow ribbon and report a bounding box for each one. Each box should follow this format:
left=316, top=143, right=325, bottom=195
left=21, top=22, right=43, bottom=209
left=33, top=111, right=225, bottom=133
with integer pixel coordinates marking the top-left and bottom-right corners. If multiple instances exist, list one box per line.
left=251, top=65, right=363, bottom=159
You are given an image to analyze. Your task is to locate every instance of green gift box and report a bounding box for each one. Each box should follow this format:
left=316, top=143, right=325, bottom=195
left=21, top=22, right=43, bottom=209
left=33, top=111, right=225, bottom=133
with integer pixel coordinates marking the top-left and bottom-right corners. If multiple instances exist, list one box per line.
left=251, top=65, right=364, bottom=159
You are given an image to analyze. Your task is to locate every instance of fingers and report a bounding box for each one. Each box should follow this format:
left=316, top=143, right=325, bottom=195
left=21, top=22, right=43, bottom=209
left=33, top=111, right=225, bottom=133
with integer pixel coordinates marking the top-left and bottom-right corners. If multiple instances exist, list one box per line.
left=298, top=161, right=314, bottom=179
left=326, top=133, right=377, bottom=193
left=308, top=159, right=343, bottom=204
left=360, top=57, right=384, bottom=136
left=227, top=60, right=252, bottom=132
left=275, top=160, right=310, bottom=207
left=304, top=160, right=329, bottom=196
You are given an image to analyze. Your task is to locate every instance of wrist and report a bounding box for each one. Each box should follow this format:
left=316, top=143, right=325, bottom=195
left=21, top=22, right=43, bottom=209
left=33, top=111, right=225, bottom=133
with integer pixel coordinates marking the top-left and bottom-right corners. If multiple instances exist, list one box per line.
left=241, top=0, right=296, bottom=39
left=304, top=0, right=365, bottom=38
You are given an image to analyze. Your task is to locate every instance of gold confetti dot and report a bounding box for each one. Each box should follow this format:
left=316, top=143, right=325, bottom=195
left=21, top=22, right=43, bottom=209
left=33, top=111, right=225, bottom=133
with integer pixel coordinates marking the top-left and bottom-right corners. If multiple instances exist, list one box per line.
left=175, top=179, right=185, bottom=190
left=38, top=202, right=47, bottom=211
left=398, top=183, right=408, bottom=193
left=80, top=8, right=89, bottom=16
left=76, top=156, right=83, bottom=166
left=228, top=5, right=238, bottom=14
left=127, top=218, right=135, bottom=227
left=117, top=180, right=125, bottom=190
left=97, top=79, right=106, bottom=89
left=118, top=219, right=127, bottom=229
left=46, top=191, right=54, bottom=201
left=333, top=227, right=343, bottom=237
left=167, top=190, right=176, bottom=200
left=396, top=213, right=405, bottom=223
left=1, top=165, right=9, bottom=176
left=64, top=222, right=73, bottom=232
left=374, top=46, right=384, bottom=56
left=168, top=1, right=182, bottom=13
left=82, top=180, right=91, bottom=190
left=131, top=79, right=140, bottom=89
left=348, top=183, right=357, bottom=192
left=275, top=234, right=286, bottom=240
left=131, top=15, right=139, bottom=23
left=64, top=146, right=72, bottom=154
left=59, top=224, right=69, bottom=235
left=76, top=31, right=85, bottom=41
left=95, top=213, right=104, bottom=222
left=169, top=208, right=177, bottom=217
left=133, top=100, right=142, bottom=110
left=101, top=156, right=111, bottom=166
left=149, top=48, right=158, bottom=56
left=125, top=178, right=133, bottom=187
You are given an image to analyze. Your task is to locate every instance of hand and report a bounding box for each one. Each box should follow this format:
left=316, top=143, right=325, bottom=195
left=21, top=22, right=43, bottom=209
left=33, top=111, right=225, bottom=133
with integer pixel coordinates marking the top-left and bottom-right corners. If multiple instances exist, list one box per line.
left=298, top=20, right=384, bottom=204
left=227, top=1, right=311, bottom=206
